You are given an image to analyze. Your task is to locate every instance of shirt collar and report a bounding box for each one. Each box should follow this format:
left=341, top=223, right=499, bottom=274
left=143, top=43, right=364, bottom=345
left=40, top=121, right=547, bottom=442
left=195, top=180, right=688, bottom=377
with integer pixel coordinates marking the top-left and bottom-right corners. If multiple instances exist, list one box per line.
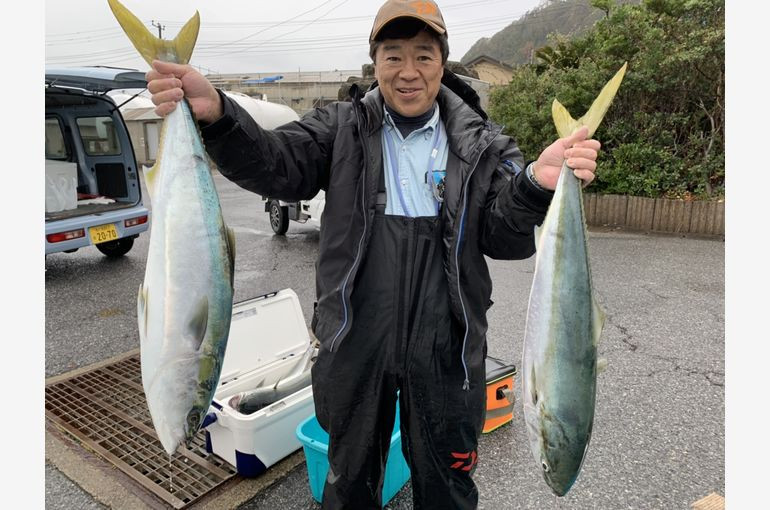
left=382, top=102, right=441, bottom=136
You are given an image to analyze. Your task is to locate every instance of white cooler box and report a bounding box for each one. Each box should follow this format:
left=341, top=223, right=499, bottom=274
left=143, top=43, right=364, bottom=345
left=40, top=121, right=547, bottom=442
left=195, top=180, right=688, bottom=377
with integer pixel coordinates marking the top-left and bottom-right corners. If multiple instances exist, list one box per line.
left=203, top=289, right=317, bottom=477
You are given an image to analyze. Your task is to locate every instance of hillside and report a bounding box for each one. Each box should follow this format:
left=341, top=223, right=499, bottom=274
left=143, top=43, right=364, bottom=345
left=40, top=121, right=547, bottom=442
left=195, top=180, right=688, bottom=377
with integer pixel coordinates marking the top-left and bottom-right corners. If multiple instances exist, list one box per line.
left=461, top=0, right=637, bottom=66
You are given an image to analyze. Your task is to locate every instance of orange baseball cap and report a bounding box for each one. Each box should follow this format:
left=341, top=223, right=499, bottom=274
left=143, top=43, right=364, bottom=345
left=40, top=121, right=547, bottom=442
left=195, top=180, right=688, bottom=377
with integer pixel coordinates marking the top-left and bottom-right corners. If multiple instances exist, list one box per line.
left=369, top=0, right=447, bottom=42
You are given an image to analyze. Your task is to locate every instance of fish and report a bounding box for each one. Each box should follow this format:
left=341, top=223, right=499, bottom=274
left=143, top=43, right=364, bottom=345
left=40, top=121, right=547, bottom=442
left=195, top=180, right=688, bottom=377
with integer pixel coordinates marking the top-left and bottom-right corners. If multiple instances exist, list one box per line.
left=521, top=63, right=626, bottom=496
left=228, top=369, right=313, bottom=415
left=108, top=0, right=236, bottom=456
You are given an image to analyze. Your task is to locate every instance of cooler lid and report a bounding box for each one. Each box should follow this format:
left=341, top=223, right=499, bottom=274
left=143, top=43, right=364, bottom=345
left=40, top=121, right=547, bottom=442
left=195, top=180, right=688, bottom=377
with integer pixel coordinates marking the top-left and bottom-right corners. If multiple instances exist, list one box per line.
left=218, top=289, right=311, bottom=384
left=485, top=355, right=517, bottom=383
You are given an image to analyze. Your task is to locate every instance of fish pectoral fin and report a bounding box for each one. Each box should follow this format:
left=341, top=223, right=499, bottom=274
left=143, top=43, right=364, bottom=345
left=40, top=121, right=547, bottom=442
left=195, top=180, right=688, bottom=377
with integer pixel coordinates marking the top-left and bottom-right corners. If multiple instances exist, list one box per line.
left=187, top=297, right=209, bottom=351
left=137, top=283, right=148, bottom=343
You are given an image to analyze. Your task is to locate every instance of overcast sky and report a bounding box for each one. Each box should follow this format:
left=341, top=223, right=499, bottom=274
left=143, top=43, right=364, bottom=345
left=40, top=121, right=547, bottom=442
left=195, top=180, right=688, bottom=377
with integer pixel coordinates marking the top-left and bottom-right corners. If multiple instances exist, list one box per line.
left=45, top=0, right=544, bottom=75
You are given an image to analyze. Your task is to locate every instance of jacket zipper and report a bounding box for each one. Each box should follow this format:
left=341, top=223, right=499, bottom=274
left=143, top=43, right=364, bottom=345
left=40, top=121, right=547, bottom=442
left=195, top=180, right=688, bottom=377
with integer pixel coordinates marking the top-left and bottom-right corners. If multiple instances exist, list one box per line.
left=455, top=125, right=502, bottom=390
left=329, top=103, right=370, bottom=352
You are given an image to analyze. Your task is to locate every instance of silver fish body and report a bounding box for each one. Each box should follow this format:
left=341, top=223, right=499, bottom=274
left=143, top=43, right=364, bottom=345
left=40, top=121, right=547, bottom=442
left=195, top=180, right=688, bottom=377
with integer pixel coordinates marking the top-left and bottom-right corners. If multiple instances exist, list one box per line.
left=108, top=0, right=236, bottom=456
left=228, top=369, right=312, bottom=415
left=521, top=163, right=604, bottom=496
left=137, top=99, right=235, bottom=455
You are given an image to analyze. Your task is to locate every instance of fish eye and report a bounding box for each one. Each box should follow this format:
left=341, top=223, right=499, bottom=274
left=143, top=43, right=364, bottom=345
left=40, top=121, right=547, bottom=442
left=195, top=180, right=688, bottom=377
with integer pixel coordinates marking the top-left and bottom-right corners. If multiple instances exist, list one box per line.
left=186, top=410, right=200, bottom=430
left=542, top=461, right=550, bottom=473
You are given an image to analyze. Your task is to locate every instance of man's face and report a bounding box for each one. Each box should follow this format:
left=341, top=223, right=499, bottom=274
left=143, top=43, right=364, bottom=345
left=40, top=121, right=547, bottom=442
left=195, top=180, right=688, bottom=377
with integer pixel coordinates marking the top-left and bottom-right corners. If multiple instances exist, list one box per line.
left=374, top=30, right=444, bottom=117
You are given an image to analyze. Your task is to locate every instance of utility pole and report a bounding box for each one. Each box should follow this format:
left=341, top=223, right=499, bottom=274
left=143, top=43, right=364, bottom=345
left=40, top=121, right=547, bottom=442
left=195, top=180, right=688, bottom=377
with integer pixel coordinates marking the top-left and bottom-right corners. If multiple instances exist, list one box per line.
left=151, top=20, right=165, bottom=39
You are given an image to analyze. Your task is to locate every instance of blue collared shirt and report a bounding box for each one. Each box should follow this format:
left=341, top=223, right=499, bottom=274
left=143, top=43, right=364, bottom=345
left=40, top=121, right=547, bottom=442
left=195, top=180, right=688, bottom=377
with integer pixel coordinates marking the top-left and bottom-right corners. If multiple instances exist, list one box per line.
left=382, top=103, right=449, bottom=217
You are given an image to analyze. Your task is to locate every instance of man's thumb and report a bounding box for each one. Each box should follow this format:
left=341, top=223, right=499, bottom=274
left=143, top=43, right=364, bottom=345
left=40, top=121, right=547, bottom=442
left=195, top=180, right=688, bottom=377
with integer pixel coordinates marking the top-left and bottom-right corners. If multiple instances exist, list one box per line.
left=563, top=125, right=589, bottom=147
left=152, top=59, right=186, bottom=77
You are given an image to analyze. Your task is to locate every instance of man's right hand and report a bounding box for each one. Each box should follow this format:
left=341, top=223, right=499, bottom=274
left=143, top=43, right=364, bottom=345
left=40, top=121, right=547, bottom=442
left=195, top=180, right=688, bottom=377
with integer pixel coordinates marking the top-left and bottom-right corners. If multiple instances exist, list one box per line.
left=146, top=60, right=223, bottom=123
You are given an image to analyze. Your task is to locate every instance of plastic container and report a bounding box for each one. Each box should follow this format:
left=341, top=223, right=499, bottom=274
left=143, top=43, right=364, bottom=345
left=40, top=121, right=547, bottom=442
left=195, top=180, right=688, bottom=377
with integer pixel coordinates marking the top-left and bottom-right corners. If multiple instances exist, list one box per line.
left=482, top=356, right=517, bottom=433
left=296, top=403, right=411, bottom=506
left=204, top=289, right=316, bottom=477
left=45, top=160, right=78, bottom=213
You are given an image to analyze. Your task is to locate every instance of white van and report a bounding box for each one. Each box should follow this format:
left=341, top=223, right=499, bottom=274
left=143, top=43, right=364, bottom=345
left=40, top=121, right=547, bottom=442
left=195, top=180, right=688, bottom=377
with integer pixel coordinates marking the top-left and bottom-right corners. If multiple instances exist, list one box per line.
left=45, top=67, right=151, bottom=256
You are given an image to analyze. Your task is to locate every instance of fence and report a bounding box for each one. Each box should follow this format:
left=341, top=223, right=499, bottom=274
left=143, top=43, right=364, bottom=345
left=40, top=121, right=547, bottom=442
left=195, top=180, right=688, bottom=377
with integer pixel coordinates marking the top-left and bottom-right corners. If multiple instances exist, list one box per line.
left=583, top=194, right=725, bottom=237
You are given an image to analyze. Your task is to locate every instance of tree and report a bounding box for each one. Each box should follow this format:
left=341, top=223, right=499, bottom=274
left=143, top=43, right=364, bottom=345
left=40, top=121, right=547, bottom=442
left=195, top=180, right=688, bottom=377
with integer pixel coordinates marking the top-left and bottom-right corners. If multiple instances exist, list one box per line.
left=488, top=0, right=724, bottom=198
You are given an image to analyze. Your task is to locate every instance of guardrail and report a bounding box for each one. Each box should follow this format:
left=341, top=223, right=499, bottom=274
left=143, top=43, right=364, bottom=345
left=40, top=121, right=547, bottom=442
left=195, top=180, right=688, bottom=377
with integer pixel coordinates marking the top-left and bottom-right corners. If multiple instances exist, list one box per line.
left=583, top=194, right=725, bottom=237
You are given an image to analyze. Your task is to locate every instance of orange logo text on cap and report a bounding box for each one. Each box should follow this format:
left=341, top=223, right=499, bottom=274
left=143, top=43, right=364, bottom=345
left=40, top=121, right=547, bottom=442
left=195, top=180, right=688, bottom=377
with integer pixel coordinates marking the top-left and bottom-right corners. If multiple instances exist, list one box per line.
left=409, top=0, right=438, bottom=15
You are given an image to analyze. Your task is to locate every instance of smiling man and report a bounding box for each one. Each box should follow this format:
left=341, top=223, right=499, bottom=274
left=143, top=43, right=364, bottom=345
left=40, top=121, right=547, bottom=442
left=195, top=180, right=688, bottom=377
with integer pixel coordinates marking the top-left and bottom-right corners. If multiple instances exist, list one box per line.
left=145, top=1, right=601, bottom=508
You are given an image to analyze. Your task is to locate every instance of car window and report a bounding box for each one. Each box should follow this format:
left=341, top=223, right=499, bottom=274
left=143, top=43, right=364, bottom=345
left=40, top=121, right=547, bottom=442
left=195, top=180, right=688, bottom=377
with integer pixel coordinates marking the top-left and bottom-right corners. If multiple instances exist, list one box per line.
left=76, top=116, right=121, bottom=156
left=45, top=117, right=68, bottom=160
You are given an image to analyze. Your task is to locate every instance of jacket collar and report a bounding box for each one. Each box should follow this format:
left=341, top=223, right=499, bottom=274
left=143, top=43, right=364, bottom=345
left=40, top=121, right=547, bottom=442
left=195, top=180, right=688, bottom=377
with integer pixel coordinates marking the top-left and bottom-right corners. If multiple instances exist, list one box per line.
left=351, top=69, right=498, bottom=164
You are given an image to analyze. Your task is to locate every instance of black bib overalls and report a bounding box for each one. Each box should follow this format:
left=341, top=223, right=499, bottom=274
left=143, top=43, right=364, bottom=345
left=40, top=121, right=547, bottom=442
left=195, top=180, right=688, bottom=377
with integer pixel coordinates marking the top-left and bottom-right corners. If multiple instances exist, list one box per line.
left=311, top=187, right=487, bottom=509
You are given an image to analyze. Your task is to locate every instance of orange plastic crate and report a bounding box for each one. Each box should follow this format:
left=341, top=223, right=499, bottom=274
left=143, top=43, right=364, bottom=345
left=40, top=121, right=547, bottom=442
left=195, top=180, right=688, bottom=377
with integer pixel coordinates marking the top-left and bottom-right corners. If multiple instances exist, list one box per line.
left=482, top=356, right=517, bottom=433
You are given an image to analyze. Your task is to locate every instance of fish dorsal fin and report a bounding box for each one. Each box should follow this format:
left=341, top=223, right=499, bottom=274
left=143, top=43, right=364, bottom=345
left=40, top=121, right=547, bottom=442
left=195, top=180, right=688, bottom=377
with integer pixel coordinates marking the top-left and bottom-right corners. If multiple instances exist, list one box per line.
left=187, top=297, right=209, bottom=351
left=137, top=283, right=148, bottom=343
left=226, top=226, right=236, bottom=288
left=108, top=0, right=200, bottom=65
left=552, top=62, right=628, bottom=139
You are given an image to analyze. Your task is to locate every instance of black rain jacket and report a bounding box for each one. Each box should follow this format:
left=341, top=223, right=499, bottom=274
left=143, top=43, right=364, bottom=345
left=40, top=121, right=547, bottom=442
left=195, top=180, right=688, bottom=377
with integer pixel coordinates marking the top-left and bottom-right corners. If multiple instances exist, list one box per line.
left=200, top=70, right=553, bottom=356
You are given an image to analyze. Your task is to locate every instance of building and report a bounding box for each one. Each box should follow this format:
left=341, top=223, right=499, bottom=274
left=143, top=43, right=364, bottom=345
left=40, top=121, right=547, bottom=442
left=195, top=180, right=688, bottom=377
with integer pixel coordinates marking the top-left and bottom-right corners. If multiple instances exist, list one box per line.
left=463, top=55, right=514, bottom=86
left=207, top=70, right=361, bottom=117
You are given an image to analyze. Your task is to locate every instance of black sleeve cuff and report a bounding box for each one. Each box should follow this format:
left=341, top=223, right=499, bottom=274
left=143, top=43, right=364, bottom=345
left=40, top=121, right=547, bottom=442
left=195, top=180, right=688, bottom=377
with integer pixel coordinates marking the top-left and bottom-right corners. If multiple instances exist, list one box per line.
left=199, top=89, right=239, bottom=141
left=514, top=163, right=553, bottom=213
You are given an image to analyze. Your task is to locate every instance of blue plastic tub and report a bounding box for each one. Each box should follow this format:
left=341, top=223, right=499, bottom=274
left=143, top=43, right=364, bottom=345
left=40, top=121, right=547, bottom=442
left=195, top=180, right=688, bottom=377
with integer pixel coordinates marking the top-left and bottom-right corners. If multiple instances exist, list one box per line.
left=295, top=404, right=411, bottom=505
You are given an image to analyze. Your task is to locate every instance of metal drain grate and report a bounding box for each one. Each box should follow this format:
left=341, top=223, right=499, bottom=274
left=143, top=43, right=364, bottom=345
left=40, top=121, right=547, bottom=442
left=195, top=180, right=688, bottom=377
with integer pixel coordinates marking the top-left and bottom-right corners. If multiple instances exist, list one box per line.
left=45, top=353, right=237, bottom=509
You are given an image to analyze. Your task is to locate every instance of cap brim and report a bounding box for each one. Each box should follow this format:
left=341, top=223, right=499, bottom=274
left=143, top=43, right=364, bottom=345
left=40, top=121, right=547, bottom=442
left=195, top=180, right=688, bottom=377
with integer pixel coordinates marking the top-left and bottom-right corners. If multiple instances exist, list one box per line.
left=370, top=15, right=447, bottom=42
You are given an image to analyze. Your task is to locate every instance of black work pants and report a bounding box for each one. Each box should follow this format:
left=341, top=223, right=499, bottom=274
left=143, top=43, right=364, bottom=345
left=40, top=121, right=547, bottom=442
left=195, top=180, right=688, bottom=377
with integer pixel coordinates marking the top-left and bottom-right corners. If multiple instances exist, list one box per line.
left=311, top=212, right=487, bottom=509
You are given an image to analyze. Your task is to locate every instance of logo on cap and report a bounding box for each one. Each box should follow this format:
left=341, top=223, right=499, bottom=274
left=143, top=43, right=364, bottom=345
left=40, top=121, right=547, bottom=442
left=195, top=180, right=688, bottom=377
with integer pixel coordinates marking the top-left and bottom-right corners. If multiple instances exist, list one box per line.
left=410, top=1, right=438, bottom=15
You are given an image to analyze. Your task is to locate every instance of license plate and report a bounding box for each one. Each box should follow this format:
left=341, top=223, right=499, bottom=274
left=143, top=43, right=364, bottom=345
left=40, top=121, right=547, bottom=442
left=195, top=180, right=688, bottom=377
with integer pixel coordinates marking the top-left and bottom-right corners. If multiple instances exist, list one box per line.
left=89, top=223, right=119, bottom=244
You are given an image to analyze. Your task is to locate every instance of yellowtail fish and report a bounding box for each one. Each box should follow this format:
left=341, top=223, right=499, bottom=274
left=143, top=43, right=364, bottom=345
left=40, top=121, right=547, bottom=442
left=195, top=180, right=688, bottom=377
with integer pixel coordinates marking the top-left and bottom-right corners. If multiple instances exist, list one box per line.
left=108, top=0, right=235, bottom=455
left=521, top=63, right=626, bottom=496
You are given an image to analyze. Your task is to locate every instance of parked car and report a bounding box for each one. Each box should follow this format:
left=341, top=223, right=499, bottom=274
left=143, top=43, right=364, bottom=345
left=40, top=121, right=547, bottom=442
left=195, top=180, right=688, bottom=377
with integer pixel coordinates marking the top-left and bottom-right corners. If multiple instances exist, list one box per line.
left=263, top=192, right=325, bottom=235
left=45, top=67, right=150, bottom=256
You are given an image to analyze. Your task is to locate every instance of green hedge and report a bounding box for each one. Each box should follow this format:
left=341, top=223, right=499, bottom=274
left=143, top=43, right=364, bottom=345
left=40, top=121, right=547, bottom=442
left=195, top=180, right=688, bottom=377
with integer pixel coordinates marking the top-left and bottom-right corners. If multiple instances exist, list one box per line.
left=488, top=0, right=724, bottom=199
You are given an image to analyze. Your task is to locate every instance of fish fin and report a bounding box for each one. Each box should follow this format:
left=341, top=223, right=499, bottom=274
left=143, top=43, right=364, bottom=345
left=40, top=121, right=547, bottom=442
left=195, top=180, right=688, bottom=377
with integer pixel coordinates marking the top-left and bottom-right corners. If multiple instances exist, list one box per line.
left=529, top=366, right=539, bottom=405
left=137, top=283, right=148, bottom=343
left=142, top=164, right=159, bottom=203
left=108, top=0, right=199, bottom=65
left=187, top=297, right=209, bottom=351
left=551, top=62, right=628, bottom=139
left=225, top=226, right=236, bottom=288
left=592, top=295, right=606, bottom=346
left=170, top=11, right=200, bottom=66
left=551, top=99, right=579, bottom=139
left=577, top=62, right=628, bottom=138
left=534, top=224, right=543, bottom=249
left=597, top=357, right=608, bottom=374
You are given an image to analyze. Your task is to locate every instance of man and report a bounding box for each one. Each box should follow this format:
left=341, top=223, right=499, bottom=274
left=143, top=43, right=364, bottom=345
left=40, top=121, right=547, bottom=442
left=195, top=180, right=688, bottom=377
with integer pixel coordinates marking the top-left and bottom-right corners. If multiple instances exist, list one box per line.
left=146, top=1, right=600, bottom=508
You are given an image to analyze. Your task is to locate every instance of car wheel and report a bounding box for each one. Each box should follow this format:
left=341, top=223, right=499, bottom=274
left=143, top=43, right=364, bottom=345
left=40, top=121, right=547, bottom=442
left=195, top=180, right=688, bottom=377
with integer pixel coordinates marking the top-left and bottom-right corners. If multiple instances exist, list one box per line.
left=96, top=237, right=134, bottom=257
left=269, top=200, right=289, bottom=235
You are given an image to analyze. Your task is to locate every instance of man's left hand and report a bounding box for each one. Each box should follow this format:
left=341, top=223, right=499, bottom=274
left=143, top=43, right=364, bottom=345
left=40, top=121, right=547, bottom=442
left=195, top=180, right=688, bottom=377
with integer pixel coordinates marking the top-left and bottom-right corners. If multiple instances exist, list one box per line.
left=532, top=126, right=601, bottom=190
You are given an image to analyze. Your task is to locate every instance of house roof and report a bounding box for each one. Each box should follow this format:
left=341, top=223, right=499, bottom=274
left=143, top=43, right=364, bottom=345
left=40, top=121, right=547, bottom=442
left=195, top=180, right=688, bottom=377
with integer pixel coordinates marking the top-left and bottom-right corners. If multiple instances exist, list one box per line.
left=464, top=55, right=514, bottom=71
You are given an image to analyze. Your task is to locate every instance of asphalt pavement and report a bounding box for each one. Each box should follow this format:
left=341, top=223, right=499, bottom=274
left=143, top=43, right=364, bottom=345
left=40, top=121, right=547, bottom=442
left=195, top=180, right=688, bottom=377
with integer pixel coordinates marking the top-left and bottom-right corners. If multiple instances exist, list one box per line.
left=45, top=172, right=724, bottom=509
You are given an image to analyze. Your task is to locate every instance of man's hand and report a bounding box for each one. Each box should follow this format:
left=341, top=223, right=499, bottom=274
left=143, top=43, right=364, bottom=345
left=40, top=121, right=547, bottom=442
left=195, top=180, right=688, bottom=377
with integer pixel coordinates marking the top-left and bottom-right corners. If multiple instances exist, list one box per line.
left=531, top=126, right=601, bottom=190
left=146, top=60, right=223, bottom=123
